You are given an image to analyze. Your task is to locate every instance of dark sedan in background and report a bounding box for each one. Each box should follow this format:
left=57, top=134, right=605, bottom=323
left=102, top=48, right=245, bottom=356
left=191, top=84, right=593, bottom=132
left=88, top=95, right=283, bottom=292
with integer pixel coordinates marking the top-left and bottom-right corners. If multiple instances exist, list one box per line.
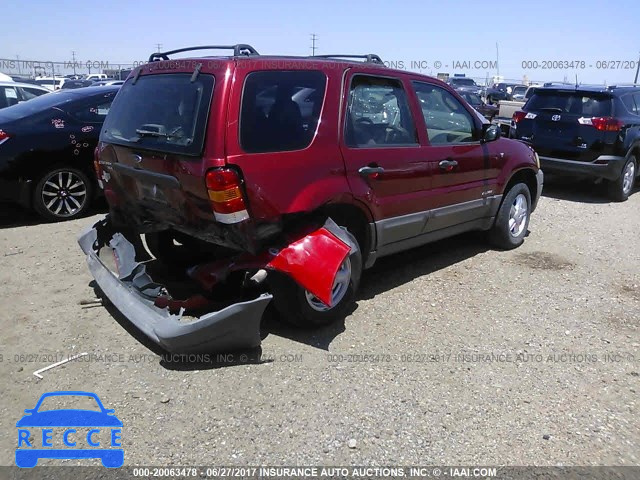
left=457, top=90, right=499, bottom=121
left=486, top=82, right=527, bottom=104
left=0, top=86, right=119, bottom=221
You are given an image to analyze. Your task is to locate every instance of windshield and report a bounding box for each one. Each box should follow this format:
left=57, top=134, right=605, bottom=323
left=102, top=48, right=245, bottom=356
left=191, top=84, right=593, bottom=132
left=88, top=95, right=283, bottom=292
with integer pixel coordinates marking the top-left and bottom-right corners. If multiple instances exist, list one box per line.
left=0, top=91, right=74, bottom=121
left=101, top=73, right=214, bottom=156
left=526, top=91, right=612, bottom=116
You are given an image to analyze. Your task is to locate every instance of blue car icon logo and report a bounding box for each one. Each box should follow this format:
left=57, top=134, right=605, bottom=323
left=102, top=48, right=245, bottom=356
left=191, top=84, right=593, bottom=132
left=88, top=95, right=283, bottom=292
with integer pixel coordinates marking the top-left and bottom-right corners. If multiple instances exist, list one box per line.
left=16, top=391, right=123, bottom=468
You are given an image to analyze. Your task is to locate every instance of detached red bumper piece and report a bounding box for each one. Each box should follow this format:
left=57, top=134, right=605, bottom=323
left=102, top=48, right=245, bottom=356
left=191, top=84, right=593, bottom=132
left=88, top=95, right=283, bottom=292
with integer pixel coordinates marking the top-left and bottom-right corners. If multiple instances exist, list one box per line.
left=267, top=226, right=350, bottom=307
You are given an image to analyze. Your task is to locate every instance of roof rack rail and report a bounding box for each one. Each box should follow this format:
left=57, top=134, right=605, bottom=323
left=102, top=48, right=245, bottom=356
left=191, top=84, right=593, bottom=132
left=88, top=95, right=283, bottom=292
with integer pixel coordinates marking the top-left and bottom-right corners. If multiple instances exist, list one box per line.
left=607, top=83, right=640, bottom=89
left=542, top=81, right=576, bottom=87
left=311, top=54, right=384, bottom=65
left=148, top=44, right=259, bottom=62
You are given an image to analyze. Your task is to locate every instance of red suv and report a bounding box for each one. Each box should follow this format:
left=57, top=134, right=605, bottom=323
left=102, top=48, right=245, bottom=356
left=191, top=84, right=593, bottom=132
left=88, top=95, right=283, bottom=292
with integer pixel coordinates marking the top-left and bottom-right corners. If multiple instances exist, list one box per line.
left=79, top=45, right=543, bottom=353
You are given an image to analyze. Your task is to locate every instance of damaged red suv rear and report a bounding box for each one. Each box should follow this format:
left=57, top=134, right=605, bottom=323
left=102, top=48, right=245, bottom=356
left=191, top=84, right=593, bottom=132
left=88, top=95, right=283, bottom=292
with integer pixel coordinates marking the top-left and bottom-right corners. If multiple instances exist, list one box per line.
left=79, top=44, right=543, bottom=353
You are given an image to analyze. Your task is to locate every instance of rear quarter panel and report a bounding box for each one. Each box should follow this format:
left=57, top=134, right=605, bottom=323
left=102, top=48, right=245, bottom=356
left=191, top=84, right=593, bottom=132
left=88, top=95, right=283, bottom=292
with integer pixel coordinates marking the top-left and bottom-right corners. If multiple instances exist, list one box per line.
left=224, top=63, right=352, bottom=222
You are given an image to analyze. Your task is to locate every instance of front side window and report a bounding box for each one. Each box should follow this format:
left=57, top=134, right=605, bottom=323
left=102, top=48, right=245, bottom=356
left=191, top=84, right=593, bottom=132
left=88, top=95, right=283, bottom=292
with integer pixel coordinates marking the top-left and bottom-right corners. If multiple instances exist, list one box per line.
left=19, top=87, right=48, bottom=101
left=345, top=76, right=417, bottom=147
left=240, top=70, right=326, bottom=153
left=413, top=82, right=476, bottom=144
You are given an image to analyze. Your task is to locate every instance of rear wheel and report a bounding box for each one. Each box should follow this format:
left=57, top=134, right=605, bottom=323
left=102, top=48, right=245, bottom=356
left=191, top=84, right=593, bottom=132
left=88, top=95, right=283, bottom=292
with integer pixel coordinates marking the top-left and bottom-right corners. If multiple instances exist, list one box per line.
left=33, top=166, right=93, bottom=221
left=268, top=228, right=362, bottom=328
left=489, top=183, right=531, bottom=250
left=608, top=156, right=636, bottom=202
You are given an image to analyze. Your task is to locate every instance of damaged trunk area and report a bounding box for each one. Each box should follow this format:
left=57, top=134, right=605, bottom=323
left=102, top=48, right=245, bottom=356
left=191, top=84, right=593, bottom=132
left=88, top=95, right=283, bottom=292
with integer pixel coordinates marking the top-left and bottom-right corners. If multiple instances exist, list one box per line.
left=78, top=216, right=357, bottom=354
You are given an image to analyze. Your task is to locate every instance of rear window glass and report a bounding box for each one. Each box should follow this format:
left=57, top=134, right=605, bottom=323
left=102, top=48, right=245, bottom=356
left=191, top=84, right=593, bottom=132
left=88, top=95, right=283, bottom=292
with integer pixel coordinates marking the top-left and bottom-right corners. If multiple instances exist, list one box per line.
left=526, top=91, right=612, bottom=116
left=101, top=73, right=214, bottom=156
left=240, top=70, right=326, bottom=153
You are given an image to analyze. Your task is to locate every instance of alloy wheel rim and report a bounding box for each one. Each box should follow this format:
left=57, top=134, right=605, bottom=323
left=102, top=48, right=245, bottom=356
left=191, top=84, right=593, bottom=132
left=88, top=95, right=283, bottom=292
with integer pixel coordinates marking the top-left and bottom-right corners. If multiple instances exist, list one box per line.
left=622, top=162, right=635, bottom=195
left=305, top=257, right=352, bottom=312
left=41, top=171, right=87, bottom=218
left=508, top=193, right=528, bottom=238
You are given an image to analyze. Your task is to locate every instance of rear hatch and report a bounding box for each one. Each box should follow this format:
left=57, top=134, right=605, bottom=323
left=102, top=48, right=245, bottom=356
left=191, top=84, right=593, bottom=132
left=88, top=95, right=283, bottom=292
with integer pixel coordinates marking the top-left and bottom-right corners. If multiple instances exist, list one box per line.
left=514, top=89, right=615, bottom=162
left=98, top=69, right=254, bottom=248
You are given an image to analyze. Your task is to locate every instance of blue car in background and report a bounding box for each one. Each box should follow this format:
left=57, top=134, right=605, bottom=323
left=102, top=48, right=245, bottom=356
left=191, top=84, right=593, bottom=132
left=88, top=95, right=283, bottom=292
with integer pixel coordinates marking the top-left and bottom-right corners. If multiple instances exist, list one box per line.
left=16, top=391, right=123, bottom=468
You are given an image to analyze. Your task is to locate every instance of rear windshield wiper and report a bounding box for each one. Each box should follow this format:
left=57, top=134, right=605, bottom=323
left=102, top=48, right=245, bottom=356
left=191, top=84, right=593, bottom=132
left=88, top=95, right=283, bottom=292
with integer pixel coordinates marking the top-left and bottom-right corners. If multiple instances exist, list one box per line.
left=538, top=107, right=563, bottom=113
left=135, top=129, right=169, bottom=138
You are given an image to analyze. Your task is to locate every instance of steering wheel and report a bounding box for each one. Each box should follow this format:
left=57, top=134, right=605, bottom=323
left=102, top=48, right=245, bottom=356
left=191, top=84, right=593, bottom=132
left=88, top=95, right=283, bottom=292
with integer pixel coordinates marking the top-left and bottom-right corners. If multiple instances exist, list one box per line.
left=355, top=117, right=373, bottom=125
left=384, top=124, right=410, bottom=144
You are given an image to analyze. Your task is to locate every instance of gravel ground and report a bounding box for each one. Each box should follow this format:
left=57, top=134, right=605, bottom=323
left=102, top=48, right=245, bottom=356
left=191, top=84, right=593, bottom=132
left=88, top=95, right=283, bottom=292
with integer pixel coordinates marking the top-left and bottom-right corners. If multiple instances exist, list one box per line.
left=0, top=179, right=638, bottom=468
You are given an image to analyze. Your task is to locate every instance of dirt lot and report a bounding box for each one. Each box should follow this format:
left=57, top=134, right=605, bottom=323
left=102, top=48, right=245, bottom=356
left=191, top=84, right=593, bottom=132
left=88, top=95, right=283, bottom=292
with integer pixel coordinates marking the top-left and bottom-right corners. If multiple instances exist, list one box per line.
left=1, top=179, right=639, bottom=467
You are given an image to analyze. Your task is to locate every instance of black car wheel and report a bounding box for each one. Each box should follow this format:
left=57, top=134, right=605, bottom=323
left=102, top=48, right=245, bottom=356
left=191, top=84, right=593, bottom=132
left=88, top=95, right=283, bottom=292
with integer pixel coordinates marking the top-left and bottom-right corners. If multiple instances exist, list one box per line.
left=33, top=167, right=93, bottom=221
left=268, top=227, right=362, bottom=328
left=608, top=155, right=636, bottom=202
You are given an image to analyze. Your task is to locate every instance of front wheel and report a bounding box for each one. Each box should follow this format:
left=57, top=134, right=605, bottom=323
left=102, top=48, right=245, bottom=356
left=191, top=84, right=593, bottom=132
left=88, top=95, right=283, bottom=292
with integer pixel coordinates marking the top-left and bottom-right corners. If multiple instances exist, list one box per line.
left=489, top=183, right=531, bottom=250
left=33, top=166, right=93, bottom=221
left=268, top=228, right=362, bottom=328
left=608, top=156, right=636, bottom=202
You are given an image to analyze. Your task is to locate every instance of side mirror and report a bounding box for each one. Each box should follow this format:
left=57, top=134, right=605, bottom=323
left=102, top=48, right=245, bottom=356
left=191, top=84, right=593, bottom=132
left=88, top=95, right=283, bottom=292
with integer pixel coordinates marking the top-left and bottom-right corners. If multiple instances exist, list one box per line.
left=482, top=124, right=501, bottom=143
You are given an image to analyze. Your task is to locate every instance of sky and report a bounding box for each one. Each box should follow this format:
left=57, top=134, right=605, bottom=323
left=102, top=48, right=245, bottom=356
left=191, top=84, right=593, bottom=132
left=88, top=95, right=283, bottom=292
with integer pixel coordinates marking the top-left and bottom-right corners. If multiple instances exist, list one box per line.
left=1, top=0, right=639, bottom=85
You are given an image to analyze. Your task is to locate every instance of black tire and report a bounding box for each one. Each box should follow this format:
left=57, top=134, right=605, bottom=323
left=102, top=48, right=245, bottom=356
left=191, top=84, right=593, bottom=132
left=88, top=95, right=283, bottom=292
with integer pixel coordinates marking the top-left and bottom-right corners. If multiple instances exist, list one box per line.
left=32, top=166, right=93, bottom=222
left=268, top=228, right=362, bottom=328
left=607, top=156, right=636, bottom=202
left=489, top=183, right=531, bottom=250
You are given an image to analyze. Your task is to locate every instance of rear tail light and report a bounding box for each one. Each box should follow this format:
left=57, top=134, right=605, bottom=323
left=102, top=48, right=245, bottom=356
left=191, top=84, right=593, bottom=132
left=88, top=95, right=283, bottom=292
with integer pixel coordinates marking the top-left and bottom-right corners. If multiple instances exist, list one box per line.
left=93, top=147, right=105, bottom=188
left=0, top=129, right=11, bottom=145
left=205, top=168, right=249, bottom=224
left=512, top=111, right=526, bottom=123
left=578, top=116, right=622, bottom=132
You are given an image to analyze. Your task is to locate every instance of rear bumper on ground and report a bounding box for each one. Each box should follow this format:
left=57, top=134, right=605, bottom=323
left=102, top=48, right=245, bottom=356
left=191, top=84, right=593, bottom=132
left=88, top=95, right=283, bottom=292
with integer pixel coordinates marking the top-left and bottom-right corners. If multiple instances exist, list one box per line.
left=539, top=155, right=626, bottom=181
left=77, top=218, right=272, bottom=353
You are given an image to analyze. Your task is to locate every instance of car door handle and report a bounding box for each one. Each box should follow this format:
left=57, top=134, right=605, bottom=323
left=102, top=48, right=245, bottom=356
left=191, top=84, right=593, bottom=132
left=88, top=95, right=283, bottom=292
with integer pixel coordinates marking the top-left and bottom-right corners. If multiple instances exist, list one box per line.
left=358, top=166, right=385, bottom=177
left=438, top=159, right=458, bottom=171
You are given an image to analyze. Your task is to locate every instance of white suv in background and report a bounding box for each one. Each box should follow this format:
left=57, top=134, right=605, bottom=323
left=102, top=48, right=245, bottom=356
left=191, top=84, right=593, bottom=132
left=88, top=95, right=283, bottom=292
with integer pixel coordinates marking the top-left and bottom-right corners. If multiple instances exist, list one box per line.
left=33, top=77, right=67, bottom=91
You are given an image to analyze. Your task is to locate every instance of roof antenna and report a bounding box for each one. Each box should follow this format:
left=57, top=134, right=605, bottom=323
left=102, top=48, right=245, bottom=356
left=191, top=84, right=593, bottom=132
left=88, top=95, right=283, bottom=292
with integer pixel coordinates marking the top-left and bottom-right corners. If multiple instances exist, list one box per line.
left=575, top=74, right=578, bottom=87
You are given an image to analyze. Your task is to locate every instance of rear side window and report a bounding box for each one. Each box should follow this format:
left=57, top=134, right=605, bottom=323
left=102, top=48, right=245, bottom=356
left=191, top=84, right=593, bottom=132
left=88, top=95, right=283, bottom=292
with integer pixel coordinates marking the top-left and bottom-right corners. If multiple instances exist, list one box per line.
left=70, top=100, right=113, bottom=123
left=240, top=70, right=326, bottom=153
left=345, top=75, right=417, bottom=147
left=621, top=94, right=639, bottom=115
left=101, top=73, right=214, bottom=156
left=526, top=91, right=612, bottom=116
